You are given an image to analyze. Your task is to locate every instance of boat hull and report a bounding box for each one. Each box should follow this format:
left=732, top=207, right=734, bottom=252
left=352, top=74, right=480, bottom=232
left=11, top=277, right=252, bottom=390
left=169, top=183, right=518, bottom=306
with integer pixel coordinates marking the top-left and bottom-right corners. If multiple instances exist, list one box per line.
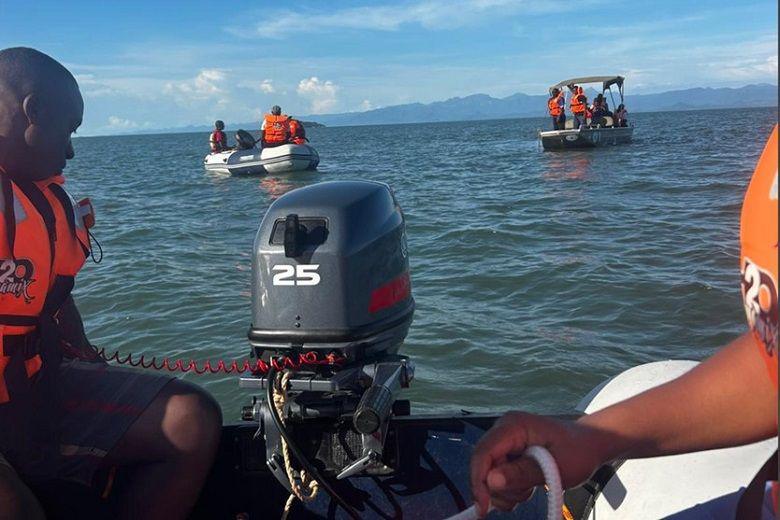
left=204, top=144, right=320, bottom=175
left=193, top=414, right=556, bottom=519
left=30, top=362, right=777, bottom=519
left=539, top=126, right=633, bottom=150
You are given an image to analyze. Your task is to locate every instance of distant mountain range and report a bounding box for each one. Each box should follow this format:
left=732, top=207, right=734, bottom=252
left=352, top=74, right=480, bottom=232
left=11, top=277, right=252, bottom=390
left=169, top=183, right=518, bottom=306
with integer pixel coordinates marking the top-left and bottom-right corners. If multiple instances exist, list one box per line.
left=306, top=84, right=777, bottom=127
left=120, top=84, right=777, bottom=135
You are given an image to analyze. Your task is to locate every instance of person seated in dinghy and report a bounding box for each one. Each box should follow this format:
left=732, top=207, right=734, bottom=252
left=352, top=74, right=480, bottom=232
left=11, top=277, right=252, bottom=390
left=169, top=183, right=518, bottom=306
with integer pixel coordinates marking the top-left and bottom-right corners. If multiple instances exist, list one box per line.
left=0, top=47, right=222, bottom=520
left=470, top=126, right=779, bottom=519
left=209, top=120, right=229, bottom=153
left=288, top=117, right=307, bottom=145
left=260, top=105, right=290, bottom=148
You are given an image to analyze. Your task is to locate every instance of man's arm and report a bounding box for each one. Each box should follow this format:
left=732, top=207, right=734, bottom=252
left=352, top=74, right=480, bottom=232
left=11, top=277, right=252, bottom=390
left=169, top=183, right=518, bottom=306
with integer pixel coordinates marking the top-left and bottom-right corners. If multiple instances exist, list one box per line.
left=55, top=296, right=101, bottom=361
left=470, top=332, right=777, bottom=514
left=581, top=332, right=776, bottom=460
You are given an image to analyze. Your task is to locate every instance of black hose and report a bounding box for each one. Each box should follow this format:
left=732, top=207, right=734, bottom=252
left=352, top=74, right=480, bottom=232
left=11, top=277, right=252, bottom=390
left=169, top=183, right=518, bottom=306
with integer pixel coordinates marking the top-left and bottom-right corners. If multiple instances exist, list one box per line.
left=266, top=366, right=361, bottom=519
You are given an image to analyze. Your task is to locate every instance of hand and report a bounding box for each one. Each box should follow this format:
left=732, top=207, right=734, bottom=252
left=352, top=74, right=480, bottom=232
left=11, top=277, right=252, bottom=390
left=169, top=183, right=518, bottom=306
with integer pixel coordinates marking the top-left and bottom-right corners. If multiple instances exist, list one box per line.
left=470, top=412, right=607, bottom=516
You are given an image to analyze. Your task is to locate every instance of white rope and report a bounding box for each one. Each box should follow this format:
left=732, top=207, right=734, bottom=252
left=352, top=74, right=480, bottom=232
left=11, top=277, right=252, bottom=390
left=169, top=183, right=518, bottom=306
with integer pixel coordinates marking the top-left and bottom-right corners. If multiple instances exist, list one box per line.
left=445, top=445, right=563, bottom=520
left=273, top=371, right=320, bottom=520
left=527, top=446, right=563, bottom=520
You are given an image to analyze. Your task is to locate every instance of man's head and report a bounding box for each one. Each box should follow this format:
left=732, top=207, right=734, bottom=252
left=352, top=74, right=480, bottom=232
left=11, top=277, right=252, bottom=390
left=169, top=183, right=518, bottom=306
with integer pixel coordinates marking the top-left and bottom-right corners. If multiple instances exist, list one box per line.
left=271, top=105, right=282, bottom=116
left=215, top=120, right=225, bottom=130
left=551, top=88, right=560, bottom=96
left=0, top=47, right=83, bottom=181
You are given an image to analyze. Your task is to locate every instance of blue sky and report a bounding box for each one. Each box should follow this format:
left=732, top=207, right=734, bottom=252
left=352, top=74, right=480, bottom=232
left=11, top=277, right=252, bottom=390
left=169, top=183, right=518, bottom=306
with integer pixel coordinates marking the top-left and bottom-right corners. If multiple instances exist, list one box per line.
left=1, top=0, right=777, bottom=135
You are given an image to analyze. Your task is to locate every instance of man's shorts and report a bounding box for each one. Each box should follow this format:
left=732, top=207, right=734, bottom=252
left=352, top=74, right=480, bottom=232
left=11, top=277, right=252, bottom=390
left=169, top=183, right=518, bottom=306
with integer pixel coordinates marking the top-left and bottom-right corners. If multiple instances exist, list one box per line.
left=2, top=359, right=173, bottom=486
left=0, top=451, right=11, bottom=470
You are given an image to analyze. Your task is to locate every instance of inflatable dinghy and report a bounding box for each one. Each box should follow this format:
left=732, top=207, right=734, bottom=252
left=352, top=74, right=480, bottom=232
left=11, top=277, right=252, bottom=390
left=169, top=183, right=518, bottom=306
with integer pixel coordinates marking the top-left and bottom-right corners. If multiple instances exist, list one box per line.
left=32, top=182, right=777, bottom=519
left=204, top=130, right=319, bottom=175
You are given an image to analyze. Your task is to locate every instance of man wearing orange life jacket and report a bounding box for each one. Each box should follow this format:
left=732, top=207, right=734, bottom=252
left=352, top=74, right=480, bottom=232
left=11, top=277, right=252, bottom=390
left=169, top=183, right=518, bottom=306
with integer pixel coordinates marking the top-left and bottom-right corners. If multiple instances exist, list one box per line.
left=569, top=85, right=588, bottom=129
left=0, top=47, right=221, bottom=520
left=547, top=88, right=566, bottom=130
left=471, top=125, right=778, bottom=518
left=288, top=117, right=307, bottom=145
left=261, top=105, right=290, bottom=147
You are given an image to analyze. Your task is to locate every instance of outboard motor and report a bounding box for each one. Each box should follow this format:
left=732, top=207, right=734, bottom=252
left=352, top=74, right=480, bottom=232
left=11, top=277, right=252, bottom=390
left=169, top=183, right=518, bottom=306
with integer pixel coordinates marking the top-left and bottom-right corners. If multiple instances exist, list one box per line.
left=235, top=129, right=257, bottom=150
left=240, top=180, right=415, bottom=491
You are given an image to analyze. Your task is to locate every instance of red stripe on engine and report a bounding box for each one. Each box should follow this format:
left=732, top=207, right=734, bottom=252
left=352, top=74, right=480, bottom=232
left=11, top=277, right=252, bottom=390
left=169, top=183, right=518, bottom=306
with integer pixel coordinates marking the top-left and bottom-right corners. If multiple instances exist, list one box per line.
left=368, top=271, right=411, bottom=313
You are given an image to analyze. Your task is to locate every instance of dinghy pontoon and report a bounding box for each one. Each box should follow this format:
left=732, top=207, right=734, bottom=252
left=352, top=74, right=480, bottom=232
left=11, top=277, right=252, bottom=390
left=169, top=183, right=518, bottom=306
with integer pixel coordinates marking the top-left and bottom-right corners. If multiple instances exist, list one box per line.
left=204, top=130, right=319, bottom=175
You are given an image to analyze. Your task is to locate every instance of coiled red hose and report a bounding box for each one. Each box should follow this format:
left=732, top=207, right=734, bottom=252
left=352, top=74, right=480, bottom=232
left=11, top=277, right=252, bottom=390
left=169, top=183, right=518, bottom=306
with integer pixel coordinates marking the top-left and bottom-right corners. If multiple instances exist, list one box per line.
left=96, top=348, right=346, bottom=376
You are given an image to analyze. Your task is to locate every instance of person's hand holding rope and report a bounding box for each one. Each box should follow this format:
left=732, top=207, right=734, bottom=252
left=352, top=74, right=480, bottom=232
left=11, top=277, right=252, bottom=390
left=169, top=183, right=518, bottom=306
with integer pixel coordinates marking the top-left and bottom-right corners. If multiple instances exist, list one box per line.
left=470, top=412, right=606, bottom=516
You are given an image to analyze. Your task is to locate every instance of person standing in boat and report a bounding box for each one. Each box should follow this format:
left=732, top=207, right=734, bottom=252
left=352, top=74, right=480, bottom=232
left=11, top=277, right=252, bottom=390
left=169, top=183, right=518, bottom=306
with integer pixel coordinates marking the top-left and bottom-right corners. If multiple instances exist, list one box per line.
left=288, top=117, right=307, bottom=145
left=547, top=88, right=566, bottom=130
left=470, top=126, right=779, bottom=519
left=569, top=85, right=588, bottom=128
left=209, top=120, right=228, bottom=153
left=0, top=47, right=222, bottom=520
left=614, top=104, right=629, bottom=127
left=260, top=105, right=290, bottom=148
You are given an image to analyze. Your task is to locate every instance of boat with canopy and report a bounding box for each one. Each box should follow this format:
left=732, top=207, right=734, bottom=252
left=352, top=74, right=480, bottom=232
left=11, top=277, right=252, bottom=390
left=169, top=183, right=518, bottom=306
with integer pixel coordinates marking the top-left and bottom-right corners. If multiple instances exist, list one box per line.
left=539, top=75, right=633, bottom=150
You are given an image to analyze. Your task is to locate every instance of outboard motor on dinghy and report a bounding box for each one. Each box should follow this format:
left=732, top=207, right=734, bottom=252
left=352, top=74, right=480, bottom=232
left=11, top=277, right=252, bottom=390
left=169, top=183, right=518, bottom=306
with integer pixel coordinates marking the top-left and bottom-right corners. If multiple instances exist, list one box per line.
left=240, top=180, right=415, bottom=489
left=236, top=129, right=257, bottom=150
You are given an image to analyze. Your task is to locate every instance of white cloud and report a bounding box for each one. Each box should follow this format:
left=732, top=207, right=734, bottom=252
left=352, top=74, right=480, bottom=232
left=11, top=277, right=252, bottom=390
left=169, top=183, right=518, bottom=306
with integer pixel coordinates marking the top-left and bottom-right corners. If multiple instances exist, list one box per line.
left=74, top=73, right=121, bottom=97
left=708, top=53, right=778, bottom=82
left=359, top=99, right=373, bottom=111
left=297, top=77, right=339, bottom=114
left=227, top=0, right=574, bottom=39
left=74, top=73, right=98, bottom=85
left=259, top=79, right=275, bottom=94
left=239, top=78, right=277, bottom=94
left=107, top=116, right=138, bottom=129
left=165, top=69, right=228, bottom=100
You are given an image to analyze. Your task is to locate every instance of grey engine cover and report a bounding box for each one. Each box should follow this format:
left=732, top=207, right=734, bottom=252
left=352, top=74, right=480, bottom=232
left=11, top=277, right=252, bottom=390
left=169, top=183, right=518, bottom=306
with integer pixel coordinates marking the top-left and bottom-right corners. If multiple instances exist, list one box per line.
left=248, top=180, right=414, bottom=360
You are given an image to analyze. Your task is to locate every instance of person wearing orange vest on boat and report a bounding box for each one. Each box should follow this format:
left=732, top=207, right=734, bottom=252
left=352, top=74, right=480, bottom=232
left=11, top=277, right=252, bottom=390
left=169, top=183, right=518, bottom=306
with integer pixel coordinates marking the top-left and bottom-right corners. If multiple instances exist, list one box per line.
left=261, top=105, right=290, bottom=147
left=547, top=88, right=566, bottom=131
left=288, top=117, right=307, bottom=145
left=569, top=85, right=588, bottom=129
left=471, top=125, right=778, bottom=519
left=0, top=47, right=222, bottom=520
left=209, top=120, right=228, bottom=153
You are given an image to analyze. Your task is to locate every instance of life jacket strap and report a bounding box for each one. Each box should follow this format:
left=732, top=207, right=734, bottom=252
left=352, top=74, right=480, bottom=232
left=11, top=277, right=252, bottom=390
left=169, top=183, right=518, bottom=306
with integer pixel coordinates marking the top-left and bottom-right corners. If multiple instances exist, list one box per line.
left=1, top=175, right=16, bottom=259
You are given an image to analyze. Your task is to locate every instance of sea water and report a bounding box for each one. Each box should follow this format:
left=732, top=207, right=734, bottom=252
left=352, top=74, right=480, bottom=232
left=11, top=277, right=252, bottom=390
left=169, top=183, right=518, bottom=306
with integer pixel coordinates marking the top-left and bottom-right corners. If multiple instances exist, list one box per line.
left=66, top=108, right=777, bottom=417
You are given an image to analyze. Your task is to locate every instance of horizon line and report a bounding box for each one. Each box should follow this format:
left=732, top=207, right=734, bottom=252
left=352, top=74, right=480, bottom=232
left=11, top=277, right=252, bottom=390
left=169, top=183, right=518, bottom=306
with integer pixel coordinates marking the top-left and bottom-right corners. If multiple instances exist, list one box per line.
left=77, top=104, right=779, bottom=139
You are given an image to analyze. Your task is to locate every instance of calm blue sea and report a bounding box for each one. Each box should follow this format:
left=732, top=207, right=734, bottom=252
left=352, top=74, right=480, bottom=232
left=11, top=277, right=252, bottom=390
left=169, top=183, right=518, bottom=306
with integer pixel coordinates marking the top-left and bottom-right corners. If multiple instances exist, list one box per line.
left=66, top=108, right=777, bottom=418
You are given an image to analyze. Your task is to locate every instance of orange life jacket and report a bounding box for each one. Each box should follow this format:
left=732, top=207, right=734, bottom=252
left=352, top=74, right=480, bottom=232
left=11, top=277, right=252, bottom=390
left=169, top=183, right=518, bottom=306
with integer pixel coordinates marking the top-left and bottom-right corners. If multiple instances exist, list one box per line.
left=740, top=125, right=778, bottom=388
left=547, top=96, right=562, bottom=117
left=263, top=114, right=290, bottom=145
left=570, top=89, right=586, bottom=115
left=0, top=171, right=91, bottom=408
left=288, top=119, right=306, bottom=145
